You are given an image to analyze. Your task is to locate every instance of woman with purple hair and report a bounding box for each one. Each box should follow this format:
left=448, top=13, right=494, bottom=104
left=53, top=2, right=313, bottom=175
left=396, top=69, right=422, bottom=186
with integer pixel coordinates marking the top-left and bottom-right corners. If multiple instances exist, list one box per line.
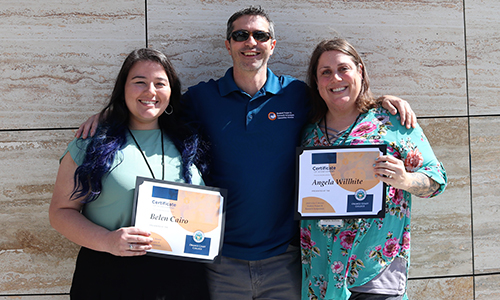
left=49, top=48, right=210, bottom=299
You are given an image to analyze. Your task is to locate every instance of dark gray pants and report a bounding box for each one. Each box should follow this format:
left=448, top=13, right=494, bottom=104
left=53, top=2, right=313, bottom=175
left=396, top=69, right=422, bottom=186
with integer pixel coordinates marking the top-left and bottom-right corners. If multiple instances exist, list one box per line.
left=349, top=292, right=404, bottom=300
left=205, top=245, right=301, bottom=300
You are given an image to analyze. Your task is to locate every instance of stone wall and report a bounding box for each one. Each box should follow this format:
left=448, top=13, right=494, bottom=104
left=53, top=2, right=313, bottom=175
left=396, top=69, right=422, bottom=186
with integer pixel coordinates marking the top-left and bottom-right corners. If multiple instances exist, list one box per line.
left=1, top=0, right=499, bottom=299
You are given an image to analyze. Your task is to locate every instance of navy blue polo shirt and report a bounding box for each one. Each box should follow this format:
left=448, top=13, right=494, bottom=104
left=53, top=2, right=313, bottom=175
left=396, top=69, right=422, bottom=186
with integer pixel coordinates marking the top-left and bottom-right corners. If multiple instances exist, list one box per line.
left=183, top=68, right=310, bottom=260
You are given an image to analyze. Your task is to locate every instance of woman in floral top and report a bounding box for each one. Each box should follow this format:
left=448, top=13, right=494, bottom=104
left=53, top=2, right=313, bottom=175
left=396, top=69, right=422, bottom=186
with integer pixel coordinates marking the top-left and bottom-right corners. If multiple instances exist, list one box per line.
left=300, top=38, right=447, bottom=300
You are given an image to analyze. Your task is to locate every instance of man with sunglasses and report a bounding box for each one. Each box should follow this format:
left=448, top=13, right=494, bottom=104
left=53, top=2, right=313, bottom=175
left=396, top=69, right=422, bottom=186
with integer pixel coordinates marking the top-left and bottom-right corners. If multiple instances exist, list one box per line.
left=182, top=6, right=416, bottom=300
left=77, top=6, right=415, bottom=300
left=182, top=7, right=310, bottom=300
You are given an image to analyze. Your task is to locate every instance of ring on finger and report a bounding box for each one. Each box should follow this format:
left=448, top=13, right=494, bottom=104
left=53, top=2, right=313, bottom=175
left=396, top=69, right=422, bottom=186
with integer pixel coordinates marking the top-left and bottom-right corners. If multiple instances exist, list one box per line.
left=129, top=244, right=133, bottom=250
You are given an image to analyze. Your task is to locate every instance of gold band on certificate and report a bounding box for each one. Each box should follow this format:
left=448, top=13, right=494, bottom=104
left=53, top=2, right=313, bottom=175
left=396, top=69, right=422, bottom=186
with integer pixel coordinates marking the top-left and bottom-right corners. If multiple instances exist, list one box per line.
left=296, top=145, right=386, bottom=219
left=132, top=177, right=226, bottom=263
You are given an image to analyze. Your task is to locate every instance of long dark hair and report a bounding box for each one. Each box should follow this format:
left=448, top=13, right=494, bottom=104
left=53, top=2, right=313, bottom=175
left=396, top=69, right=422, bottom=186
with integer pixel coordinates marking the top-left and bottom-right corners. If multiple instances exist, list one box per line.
left=71, top=48, right=208, bottom=203
left=307, top=38, right=376, bottom=123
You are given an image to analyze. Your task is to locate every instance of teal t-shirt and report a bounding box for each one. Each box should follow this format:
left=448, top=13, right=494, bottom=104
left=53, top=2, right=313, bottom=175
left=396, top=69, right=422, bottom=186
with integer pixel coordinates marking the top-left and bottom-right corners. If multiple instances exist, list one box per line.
left=64, top=129, right=204, bottom=231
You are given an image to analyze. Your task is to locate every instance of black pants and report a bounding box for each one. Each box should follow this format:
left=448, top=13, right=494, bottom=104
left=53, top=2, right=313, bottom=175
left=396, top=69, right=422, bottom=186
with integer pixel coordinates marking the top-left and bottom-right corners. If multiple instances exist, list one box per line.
left=70, top=247, right=210, bottom=300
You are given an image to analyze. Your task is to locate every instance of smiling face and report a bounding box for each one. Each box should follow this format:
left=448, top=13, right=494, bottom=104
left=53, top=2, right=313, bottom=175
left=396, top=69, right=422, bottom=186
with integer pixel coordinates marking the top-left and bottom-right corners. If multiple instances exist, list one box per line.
left=124, top=60, right=171, bottom=130
left=316, top=50, right=363, bottom=113
left=224, top=15, right=276, bottom=74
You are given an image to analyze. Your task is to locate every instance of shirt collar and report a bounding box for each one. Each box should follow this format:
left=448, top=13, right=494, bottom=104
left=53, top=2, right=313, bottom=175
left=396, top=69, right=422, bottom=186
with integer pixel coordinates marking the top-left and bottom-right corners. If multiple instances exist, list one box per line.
left=219, top=67, right=282, bottom=97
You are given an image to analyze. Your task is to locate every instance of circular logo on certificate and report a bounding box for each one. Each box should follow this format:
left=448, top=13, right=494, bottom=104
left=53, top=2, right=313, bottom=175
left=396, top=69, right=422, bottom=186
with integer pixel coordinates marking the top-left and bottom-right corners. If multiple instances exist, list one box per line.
left=268, top=112, right=277, bottom=121
left=193, top=230, right=205, bottom=243
left=355, top=189, right=367, bottom=201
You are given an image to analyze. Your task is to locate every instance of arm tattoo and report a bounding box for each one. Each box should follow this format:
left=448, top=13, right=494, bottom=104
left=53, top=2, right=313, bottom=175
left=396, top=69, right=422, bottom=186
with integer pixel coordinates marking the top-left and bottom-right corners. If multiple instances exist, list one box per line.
left=406, top=173, right=441, bottom=197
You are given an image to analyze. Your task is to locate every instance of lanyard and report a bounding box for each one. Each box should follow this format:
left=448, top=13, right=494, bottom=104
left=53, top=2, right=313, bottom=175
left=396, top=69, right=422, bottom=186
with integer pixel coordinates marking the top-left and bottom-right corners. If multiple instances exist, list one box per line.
left=127, top=128, right=165, bottom=180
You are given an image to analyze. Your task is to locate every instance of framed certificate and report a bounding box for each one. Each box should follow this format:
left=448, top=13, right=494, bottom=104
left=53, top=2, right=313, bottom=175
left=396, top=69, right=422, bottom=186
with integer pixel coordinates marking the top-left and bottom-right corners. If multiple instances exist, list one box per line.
left=296, top=144, right=387, bottom=219
left=131, top=177, right=226, bottom=263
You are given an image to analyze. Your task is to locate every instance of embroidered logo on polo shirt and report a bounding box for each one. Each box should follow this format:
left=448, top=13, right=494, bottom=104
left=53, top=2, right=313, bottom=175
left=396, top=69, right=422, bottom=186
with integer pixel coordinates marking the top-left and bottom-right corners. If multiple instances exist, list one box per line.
left=268, top=111, right=295, bottom=121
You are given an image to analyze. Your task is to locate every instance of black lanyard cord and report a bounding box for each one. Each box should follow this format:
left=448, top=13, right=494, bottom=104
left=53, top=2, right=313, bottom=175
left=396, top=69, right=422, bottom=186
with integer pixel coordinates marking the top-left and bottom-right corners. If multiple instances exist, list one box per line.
left=127, top=128, right=165, bottom=180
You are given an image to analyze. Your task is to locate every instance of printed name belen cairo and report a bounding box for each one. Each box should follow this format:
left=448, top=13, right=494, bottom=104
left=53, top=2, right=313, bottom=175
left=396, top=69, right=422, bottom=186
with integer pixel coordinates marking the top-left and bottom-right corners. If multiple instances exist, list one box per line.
left=150, top=213, right=188, bottom=224
left=312, top=178, right=363, bottom=187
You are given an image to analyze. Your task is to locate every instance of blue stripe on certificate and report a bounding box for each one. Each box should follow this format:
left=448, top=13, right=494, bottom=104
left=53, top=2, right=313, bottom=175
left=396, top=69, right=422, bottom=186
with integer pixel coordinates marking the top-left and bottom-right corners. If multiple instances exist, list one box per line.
left=152, top=186, right=179, bottom=200
left=312, top=153, right=337, bottom=164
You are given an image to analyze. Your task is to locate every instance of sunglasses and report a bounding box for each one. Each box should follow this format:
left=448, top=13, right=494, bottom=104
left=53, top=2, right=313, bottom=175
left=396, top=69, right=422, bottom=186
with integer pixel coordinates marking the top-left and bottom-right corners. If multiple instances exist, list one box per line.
left=230, top=30, right=272, bottom=42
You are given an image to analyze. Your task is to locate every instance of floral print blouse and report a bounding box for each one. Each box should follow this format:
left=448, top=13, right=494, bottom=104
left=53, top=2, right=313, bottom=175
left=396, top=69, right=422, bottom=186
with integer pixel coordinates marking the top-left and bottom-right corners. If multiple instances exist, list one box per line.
left=300, top=107, right=447, bottom=300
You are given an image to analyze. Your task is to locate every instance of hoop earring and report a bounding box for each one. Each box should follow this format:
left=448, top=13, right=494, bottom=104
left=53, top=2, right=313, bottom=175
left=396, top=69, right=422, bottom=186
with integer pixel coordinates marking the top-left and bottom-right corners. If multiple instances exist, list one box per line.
left=164, top=105, right=173, bottom=115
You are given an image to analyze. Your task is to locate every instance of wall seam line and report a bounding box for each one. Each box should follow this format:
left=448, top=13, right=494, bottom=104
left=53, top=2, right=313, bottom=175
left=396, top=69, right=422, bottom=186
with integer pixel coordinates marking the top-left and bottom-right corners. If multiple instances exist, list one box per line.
left=462, top=0, right=476, bottom=299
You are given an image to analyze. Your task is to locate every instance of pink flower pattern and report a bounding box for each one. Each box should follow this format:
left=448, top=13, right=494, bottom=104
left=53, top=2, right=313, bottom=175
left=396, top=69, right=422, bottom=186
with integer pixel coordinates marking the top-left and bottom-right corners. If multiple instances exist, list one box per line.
left=405, top=149, right=424, bottom=172
left=331, top=261, right=344, bottom=274
left=300, top=227, right=315, bottom=250
left=383, top=238, right=400, bottom=257
left=339, top=230, right=357, bottom=250
left=352, top=121, right=377, bottom=137
left=402, top=232, right=410, bottom=250
left=389, top=187, right=404, bottom=205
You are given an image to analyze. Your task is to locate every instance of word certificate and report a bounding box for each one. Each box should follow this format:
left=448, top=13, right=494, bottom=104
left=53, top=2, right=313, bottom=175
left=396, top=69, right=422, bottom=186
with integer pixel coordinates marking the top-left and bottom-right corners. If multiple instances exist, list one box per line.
left=132, top=177, right=226, bottom=263
left=296, top=145, right=386, bottom=219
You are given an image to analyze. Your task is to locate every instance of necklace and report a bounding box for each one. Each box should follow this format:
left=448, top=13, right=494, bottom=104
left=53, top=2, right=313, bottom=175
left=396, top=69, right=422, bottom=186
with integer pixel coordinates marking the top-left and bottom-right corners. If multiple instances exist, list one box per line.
left=322, top=114, right=361, bottom=146
left=127, top=128, right=165, bottom=180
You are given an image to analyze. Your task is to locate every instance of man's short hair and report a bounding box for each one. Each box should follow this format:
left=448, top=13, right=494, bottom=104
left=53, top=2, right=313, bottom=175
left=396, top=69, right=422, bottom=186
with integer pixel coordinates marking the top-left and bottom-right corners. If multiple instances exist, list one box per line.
left=226, top=6, right=275, bottom=41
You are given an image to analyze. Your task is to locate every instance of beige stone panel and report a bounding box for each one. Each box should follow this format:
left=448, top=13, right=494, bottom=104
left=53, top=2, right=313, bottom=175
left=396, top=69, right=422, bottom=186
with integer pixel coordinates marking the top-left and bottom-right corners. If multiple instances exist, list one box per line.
left=465, top=0, right=500, bottom=115
left=470, top=116, right=500, bottom=273
left=410, top=118, right=472, bottom=277
left=407, top=276, right=473, bottom=300
left=148, top=0, right=466, bottom=117
left=475, top=274, right=500, bottom=300
left=0, top=0, right=145, bottom=130
left=0, top=130, right=78, bottom=294
left=147, top=1, right=233, bottom=87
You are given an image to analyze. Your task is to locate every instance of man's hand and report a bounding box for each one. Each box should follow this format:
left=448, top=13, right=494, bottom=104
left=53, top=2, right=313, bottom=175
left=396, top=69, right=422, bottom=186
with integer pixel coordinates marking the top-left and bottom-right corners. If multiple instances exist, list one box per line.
left=379, top=95, right=417, bottom=129
left=75, top=113, right=101, bottom=139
